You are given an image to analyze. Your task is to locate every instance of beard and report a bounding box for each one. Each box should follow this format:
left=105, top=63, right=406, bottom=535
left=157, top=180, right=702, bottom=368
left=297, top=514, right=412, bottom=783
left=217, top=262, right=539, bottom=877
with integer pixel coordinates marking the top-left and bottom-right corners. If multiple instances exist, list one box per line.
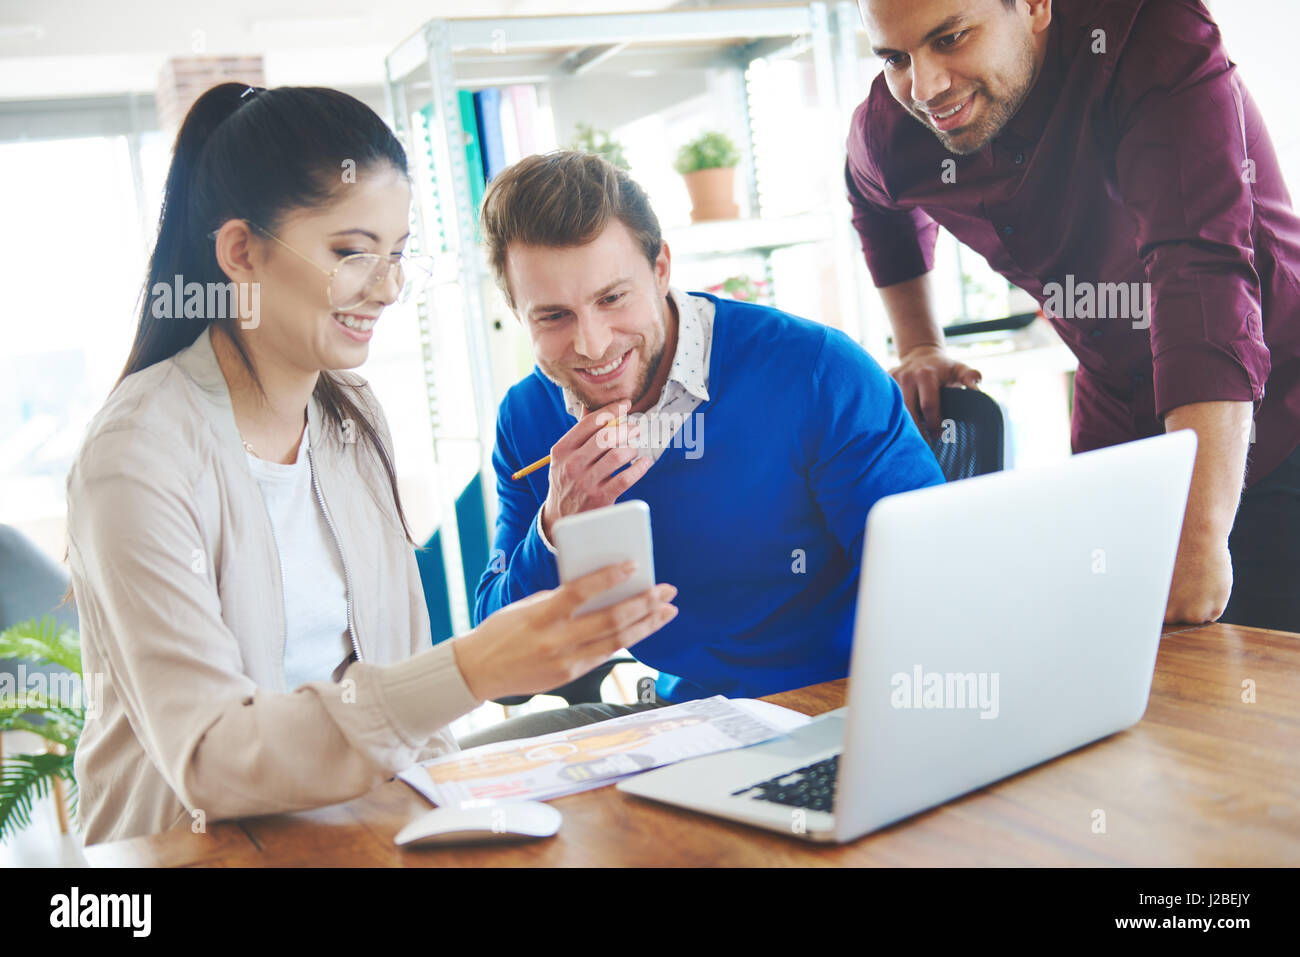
left=911, top=41, right=1039, bottom=155
left=545, top=299, right=669, bottom=414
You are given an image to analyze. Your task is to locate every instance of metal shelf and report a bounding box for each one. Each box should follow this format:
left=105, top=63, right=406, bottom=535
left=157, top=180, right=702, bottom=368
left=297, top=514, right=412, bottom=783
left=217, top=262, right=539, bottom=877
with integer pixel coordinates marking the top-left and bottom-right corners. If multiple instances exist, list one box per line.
left=664, top=211, right=837, bottom=259
left=384, top=3, right=868, bottom=635
left=387, top=7, right=826, bottom=80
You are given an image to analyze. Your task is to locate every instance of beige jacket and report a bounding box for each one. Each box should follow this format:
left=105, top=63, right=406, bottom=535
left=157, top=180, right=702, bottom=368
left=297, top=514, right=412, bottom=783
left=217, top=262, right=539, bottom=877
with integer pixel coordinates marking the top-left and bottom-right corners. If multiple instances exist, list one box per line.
left=66, top=326, right=480, bottom=846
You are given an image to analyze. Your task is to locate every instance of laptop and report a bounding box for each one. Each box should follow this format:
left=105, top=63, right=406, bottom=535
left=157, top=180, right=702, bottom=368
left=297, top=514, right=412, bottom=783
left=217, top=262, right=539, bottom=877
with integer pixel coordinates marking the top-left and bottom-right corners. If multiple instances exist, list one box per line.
left=617, top=431, right=1197, bottom=843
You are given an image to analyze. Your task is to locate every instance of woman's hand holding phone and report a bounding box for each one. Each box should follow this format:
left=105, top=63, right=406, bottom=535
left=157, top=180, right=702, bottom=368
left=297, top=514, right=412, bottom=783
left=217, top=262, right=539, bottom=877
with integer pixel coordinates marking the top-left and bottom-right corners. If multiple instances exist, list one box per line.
left=452, top=562, right=677, bottom=702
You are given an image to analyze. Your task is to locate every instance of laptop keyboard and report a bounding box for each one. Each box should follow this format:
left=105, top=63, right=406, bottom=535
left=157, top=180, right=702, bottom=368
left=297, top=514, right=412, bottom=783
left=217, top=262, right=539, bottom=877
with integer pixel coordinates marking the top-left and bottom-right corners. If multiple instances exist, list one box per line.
left=730, top=755, right=839, bottom=813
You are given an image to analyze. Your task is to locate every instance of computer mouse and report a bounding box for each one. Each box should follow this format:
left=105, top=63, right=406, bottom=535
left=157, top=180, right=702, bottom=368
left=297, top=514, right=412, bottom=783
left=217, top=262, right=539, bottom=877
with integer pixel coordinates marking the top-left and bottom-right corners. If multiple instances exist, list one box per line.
left=394, top=799, right=562, bottom=847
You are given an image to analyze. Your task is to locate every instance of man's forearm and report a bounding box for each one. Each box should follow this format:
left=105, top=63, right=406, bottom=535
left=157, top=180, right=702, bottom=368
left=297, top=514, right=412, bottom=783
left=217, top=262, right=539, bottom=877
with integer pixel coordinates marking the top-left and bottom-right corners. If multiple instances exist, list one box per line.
left=1161, top=399, right=1252, bottom=622
left=1164, top=400, right=1252, bottom=545
left=879, top=272, right=943, bottom=357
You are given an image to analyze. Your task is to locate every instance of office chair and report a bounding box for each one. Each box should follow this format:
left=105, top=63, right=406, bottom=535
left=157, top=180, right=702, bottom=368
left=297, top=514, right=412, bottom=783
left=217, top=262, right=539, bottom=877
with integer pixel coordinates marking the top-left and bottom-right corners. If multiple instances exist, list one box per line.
left=415, top=528, right=455, bottom=646
left=454, top=473, right=491, bottom=624
left=926, top=386, right=1010, bottom=481
left=416, top=473, right=495, bottom=649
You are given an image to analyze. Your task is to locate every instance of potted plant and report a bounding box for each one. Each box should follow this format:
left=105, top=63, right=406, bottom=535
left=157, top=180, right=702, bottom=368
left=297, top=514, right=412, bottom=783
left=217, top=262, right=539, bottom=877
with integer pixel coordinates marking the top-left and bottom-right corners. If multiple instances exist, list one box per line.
left=704, top=274, right=770, bottom=304
left=568, top=123, right=631, bottom=170
left=0, top=616, right=82, bottom=841
left=674, top=131, right=741, bottom=222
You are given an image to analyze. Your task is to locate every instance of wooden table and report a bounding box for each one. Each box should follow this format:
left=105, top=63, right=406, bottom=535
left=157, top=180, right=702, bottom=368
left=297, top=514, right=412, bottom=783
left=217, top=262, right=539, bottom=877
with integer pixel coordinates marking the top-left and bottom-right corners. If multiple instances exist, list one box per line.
left=85, top=622, right=1300, bottom=867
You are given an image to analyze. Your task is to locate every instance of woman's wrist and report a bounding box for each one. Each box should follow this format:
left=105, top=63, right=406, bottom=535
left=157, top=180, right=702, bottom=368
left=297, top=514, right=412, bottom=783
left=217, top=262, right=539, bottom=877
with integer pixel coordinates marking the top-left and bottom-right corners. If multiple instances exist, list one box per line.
left=451, top=630, right=498, bottom=703
left=371, top=640, right=484, bottom=742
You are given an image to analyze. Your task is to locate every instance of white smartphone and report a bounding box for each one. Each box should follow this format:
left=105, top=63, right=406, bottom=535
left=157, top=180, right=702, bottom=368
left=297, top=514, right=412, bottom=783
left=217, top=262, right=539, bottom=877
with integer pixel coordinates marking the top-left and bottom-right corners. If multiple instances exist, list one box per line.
left=551, top=500, right=656, bottom=616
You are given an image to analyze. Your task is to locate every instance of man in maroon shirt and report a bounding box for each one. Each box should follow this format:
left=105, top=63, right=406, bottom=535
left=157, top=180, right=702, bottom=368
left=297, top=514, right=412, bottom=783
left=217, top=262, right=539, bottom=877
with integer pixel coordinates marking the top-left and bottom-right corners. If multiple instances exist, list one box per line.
left=847, top=0, right=1300, bottom=630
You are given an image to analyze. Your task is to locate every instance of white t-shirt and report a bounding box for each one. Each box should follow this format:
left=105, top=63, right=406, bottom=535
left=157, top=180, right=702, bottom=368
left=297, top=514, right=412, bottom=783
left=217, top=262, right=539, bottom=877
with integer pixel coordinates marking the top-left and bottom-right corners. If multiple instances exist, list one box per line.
left=245, top=429, right=352, bottom=689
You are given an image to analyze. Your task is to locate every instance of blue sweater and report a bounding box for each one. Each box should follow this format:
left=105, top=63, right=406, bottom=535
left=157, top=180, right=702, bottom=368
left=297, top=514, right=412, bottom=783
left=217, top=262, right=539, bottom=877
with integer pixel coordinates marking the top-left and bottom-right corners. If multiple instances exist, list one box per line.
left=473, top=293, right=944, bottom=701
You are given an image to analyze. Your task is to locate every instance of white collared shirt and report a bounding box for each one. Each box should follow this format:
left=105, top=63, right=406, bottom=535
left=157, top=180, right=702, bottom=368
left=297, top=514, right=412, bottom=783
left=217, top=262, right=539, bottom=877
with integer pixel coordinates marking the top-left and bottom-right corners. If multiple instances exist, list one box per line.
left=538, top=287, right=714, bottom=553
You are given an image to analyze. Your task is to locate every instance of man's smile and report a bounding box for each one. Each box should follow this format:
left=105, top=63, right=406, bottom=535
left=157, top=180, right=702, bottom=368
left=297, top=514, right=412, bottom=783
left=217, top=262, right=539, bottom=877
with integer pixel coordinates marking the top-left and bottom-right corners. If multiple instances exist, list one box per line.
left=573, top=348, right=633, bottom=383
left=922, top=93, right=976, bottom=132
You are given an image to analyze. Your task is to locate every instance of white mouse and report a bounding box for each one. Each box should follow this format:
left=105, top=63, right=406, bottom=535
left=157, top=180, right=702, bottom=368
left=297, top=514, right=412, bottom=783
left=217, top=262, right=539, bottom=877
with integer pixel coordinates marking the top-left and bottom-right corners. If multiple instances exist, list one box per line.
left=394, top=799, right=562, bottom=847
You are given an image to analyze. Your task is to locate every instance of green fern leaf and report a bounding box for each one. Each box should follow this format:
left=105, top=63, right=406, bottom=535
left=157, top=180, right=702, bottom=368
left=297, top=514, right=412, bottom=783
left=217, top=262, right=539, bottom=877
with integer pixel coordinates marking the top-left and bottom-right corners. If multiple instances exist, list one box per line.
left=0, top=696, right=84, bottom=749
left=0, top=616, right=81, bottom=674
left=0, top=752, right=70, bottom=844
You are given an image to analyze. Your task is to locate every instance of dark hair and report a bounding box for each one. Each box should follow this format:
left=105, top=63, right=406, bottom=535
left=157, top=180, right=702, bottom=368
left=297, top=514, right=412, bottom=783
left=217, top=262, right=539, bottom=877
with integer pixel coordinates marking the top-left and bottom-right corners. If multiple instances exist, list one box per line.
left=117, top=82, right=416, bottom=544
left=480, top=150, right=663, bottom=309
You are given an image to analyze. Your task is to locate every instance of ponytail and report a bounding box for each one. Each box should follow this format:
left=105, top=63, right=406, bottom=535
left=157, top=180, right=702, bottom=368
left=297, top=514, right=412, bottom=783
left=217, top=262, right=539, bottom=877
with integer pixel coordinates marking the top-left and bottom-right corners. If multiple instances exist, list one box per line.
left=114, top=82, right=416, bottom=544
left=118, top=83, right=259, bottom=384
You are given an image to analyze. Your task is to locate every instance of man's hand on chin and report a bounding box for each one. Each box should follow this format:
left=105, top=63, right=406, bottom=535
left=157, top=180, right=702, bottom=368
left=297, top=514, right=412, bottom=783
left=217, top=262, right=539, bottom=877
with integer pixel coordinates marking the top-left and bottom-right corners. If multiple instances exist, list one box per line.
left=1164, top=534, right=1233, bottom=625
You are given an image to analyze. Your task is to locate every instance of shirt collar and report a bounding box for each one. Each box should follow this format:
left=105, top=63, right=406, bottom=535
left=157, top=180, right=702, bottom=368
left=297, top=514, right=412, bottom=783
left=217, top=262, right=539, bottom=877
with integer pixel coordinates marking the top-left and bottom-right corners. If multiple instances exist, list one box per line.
left=560, top=287, right=710, bottom=421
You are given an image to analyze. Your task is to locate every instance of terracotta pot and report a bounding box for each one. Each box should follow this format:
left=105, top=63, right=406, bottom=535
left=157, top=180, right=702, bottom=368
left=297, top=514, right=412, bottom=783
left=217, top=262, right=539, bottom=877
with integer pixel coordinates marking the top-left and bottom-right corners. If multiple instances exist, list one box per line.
left=682, top=166, right=739, bottom=222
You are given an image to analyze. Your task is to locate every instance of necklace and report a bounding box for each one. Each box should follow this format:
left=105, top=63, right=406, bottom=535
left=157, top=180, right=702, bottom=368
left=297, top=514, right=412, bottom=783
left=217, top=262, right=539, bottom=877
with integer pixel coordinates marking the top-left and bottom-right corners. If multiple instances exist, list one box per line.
left=239, top=409, right=307, bottom=459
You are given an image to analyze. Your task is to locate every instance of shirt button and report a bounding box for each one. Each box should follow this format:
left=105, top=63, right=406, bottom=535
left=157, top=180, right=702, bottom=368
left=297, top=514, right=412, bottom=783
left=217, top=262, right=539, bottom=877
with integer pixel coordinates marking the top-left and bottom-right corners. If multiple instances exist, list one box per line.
left=1089, top=328, right=1103, bottom=339
left=1001, top=225, right=1015, bottom=237
left=1014, top=152, right=1026, bottom=165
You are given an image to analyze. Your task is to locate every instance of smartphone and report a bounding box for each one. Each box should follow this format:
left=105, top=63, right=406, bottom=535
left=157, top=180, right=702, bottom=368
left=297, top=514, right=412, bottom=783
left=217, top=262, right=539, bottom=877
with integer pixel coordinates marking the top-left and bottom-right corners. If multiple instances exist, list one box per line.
left=552, top=500, right=656, bottom=616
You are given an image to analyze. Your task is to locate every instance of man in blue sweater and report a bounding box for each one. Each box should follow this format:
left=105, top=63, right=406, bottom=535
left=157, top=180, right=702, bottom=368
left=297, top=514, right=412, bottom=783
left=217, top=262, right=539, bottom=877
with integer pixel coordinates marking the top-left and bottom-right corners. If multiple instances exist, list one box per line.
left=461, top=151, right=943, bottom=746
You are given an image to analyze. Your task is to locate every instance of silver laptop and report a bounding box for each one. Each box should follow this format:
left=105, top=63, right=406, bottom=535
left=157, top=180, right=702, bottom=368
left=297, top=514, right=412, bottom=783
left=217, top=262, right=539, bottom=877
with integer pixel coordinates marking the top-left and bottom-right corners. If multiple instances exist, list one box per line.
left=618, top=431, right=1197, bottom=843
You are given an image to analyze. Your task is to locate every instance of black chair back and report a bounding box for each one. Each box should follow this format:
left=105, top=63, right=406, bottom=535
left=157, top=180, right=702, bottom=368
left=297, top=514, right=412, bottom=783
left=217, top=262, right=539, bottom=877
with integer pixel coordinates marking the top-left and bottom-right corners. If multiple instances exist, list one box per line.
left=926, top=387, right=1008, bottom=481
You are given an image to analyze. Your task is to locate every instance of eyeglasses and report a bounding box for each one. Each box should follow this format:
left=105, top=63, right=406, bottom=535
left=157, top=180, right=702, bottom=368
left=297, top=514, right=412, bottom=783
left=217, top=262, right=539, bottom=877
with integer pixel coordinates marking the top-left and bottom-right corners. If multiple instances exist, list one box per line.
left=209, top=221, right=436, bottom=311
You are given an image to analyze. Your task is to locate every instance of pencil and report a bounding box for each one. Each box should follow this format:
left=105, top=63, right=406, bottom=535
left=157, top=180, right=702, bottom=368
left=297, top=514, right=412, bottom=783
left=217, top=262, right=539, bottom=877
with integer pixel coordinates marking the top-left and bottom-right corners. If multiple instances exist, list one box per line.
left=511, top=416, right=626, bottom=480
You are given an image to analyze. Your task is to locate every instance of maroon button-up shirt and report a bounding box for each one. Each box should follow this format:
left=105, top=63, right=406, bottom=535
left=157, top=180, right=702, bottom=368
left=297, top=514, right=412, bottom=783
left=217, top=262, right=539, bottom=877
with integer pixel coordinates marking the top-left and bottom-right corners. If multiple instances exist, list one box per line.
left=846, top=0, right=1300, bottom=486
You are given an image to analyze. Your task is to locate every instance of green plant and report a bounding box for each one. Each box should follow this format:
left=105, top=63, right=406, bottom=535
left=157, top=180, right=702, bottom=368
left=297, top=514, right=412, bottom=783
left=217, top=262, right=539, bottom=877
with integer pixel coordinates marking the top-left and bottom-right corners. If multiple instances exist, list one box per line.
left=704, top=274, right=770, bottom=304
left=0, top=616, right=82, bottom=842
left=673, top=131, right=741, bottom=175
left=568, top=123, right=631, bottom=170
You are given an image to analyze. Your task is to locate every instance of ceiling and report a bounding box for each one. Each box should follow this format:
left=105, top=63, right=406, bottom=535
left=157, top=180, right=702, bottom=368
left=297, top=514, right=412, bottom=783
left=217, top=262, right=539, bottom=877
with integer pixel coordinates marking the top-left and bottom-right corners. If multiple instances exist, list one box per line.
left=0, top=0, right=746, bottom=100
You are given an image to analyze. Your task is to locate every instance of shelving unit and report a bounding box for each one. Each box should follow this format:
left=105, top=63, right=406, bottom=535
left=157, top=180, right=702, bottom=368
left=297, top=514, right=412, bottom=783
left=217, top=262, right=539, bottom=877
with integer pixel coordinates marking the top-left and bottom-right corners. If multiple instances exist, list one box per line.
left=662, top=211, right=836, bottom=259
left=384, top=3, right=869, bottom=635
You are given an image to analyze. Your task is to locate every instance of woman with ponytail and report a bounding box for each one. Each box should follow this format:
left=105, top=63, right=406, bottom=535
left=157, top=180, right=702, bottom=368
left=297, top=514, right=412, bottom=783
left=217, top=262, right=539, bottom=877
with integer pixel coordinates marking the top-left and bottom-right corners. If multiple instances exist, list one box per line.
left=65, top=83, right=678, bottom=844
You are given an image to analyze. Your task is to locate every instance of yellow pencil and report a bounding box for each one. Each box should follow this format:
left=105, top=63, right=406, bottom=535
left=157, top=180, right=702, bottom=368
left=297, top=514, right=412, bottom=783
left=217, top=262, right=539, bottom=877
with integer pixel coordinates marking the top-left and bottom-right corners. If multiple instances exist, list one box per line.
left=511, top=416, right=626, bottom=481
